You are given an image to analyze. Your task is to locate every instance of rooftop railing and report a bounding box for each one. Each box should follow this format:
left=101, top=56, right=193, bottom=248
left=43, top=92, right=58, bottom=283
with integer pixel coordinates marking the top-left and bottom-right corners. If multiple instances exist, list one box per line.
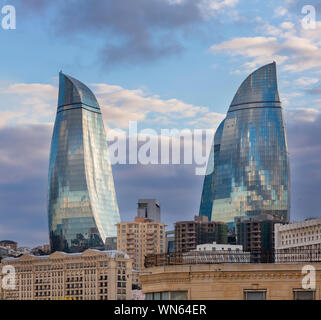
left=144, top=249, right=321, bottom=268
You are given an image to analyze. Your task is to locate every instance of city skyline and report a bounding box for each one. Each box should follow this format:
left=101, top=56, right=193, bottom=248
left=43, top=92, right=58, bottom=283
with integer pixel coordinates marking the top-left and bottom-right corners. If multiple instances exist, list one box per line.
left=1, top=1, right=321, bottom=247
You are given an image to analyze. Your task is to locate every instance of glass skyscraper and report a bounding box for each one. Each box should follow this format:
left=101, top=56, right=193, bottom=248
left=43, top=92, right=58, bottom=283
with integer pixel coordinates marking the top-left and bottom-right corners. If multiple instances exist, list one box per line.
left=48, top=72, right=120, bottom=253
left=199, top=62, right=290, bottom=228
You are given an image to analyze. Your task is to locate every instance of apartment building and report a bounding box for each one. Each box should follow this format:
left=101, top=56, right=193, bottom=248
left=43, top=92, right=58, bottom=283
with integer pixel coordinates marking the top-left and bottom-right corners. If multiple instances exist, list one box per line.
left=117, top=217, right=166, bottom=286
left=236, top=214, right=284, bottom=262
left=0, top=249, right=132, bottom=300
left=175, top=216, right=228, bottom=253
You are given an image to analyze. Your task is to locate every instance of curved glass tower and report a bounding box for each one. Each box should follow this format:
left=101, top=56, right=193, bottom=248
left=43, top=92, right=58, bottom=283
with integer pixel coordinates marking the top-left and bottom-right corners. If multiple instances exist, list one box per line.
left=48, top=72, right=120, bottom=253
left=199, top=62, right=290, bottom=228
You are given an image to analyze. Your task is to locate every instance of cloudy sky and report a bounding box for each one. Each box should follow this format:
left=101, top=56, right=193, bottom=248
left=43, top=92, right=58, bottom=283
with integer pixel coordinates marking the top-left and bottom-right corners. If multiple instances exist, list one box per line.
left=0, top=0, right=321, bottom=247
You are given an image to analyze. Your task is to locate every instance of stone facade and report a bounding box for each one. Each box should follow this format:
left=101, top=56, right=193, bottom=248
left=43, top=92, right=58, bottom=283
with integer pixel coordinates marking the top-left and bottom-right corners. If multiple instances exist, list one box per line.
left=0, top=249, right=132, bottom=300
left=140, top=263, right=321, bottom=300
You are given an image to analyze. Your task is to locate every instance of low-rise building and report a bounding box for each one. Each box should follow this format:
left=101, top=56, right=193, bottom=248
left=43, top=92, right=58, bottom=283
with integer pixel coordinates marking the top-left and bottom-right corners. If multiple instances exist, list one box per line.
left=275, top=218, right=321, bottom=263
left=193, top=242, right=250, bottom=263
left=0, top=247, right=8, bottom=256
left=0, top=240, right=18, bottom=251
left=0, top=249, right=132, bottom=300
left=31, top=245, right=50, bottom=256
left=195, top=242, right=243, bottom=252
left=236, top=214, right=284, bottom=262
left=141, top=263, right=320, bottom=300
left=175, top=216, right=228, bottom=253
left=16, top=247, right=31, bottom=255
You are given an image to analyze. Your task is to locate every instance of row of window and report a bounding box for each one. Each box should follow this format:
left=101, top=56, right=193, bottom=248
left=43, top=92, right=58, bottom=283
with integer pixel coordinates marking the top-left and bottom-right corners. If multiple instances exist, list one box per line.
left=146, top=291, right=188, bottom=300
left=145, top=290, right=315, bottom=300
left=281, top=236, right=321, bottom=245
left=244, top=290, right=315, bottom=300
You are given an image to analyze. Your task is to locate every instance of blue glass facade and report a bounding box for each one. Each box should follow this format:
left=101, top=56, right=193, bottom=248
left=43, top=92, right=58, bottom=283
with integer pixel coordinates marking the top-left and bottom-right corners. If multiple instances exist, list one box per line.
left=48, top=72, right=120, bottom=253
left=199, top=62, right=290, bottom=227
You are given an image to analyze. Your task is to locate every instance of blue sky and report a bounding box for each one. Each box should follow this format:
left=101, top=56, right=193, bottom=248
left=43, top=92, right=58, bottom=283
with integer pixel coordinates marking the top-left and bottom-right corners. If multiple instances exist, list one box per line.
left=1, top=0, right=321, bottom=247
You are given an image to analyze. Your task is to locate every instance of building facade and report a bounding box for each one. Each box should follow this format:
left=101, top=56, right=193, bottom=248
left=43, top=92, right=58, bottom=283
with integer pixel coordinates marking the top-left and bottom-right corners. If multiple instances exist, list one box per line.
left=196, top=242, right=244, bottom=252
left=175, top=216, right=228, bottom=253
left=166, top=230, right=175, bottom=253
left=275, top=218, right=321, bottom=262
left=141, top=263, right=319, bottom=300
left=31, top=245, right=50, bottom=256
left=0, top=247, right=8, bottom=258
left=0, top=249, right=132, bottom=300
left=137, top=199, right=161, bottom=222
left=236, top=215, right=283, bottom=262
left=117, top=217, right=166, bottom=286
left=199, top=62, right=290, bottom=229
left=48, top=72, right=120, bottom=253
left=0, top=240, right=18, bottom=251
left=193, top=242, right=250, bottom=263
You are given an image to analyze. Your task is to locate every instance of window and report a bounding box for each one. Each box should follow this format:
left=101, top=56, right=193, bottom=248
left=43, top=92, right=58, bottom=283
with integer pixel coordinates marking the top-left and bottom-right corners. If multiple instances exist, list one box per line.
left=293, top=290, right=315, bottom=300
left=170, top=291, right=188, bottom=300
left=145, top=291, right=188, bottom=300
left=244, top=290, right=266, bottom=300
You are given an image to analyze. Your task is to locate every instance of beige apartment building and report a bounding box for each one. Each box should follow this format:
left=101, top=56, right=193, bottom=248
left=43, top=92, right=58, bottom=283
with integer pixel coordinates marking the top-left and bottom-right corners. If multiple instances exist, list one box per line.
left=141, top=263, right=321, bottom=300
left=117, top=217, right=166, bottom=285
left=0, top=249, right=132, bottom=300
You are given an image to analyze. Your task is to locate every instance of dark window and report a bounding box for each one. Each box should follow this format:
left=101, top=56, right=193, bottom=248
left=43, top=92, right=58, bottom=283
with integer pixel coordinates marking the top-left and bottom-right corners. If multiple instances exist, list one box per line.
left=293, top=290, right=315, bottom=300
left=244, top=290, right=266, bottom=300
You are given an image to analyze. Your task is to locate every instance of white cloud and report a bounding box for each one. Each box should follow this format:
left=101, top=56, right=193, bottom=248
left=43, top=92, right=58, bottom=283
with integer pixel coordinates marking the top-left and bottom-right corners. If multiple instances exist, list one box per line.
left=300, top=21, right=321, bottom=42
left=274, top=6, right=289, bottom=18
left=167, top=0, right=185, bottom=4
left=281, top=92, right=304, bottom=107
left=210, top=36, right=288, bottom=71
left=0, top=83, right=57, bottom=127
left=286, top=108, right=320, bottom=123
left=294, top=77, right=319, bottom=86
left=280, top=21, right=294, bottom=30
left=0, top=81, right=221, bottom=130
left=187, top=111, right=225, bottom=130
left=208, top=12, right=321, bottom=74
left=210, top=20, right=321, bottom=73
left=0, top=111, right=26, bottom=127
left=92, top=83, right=211, bottom=129
left=197, top=0, right=239, bottom=19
